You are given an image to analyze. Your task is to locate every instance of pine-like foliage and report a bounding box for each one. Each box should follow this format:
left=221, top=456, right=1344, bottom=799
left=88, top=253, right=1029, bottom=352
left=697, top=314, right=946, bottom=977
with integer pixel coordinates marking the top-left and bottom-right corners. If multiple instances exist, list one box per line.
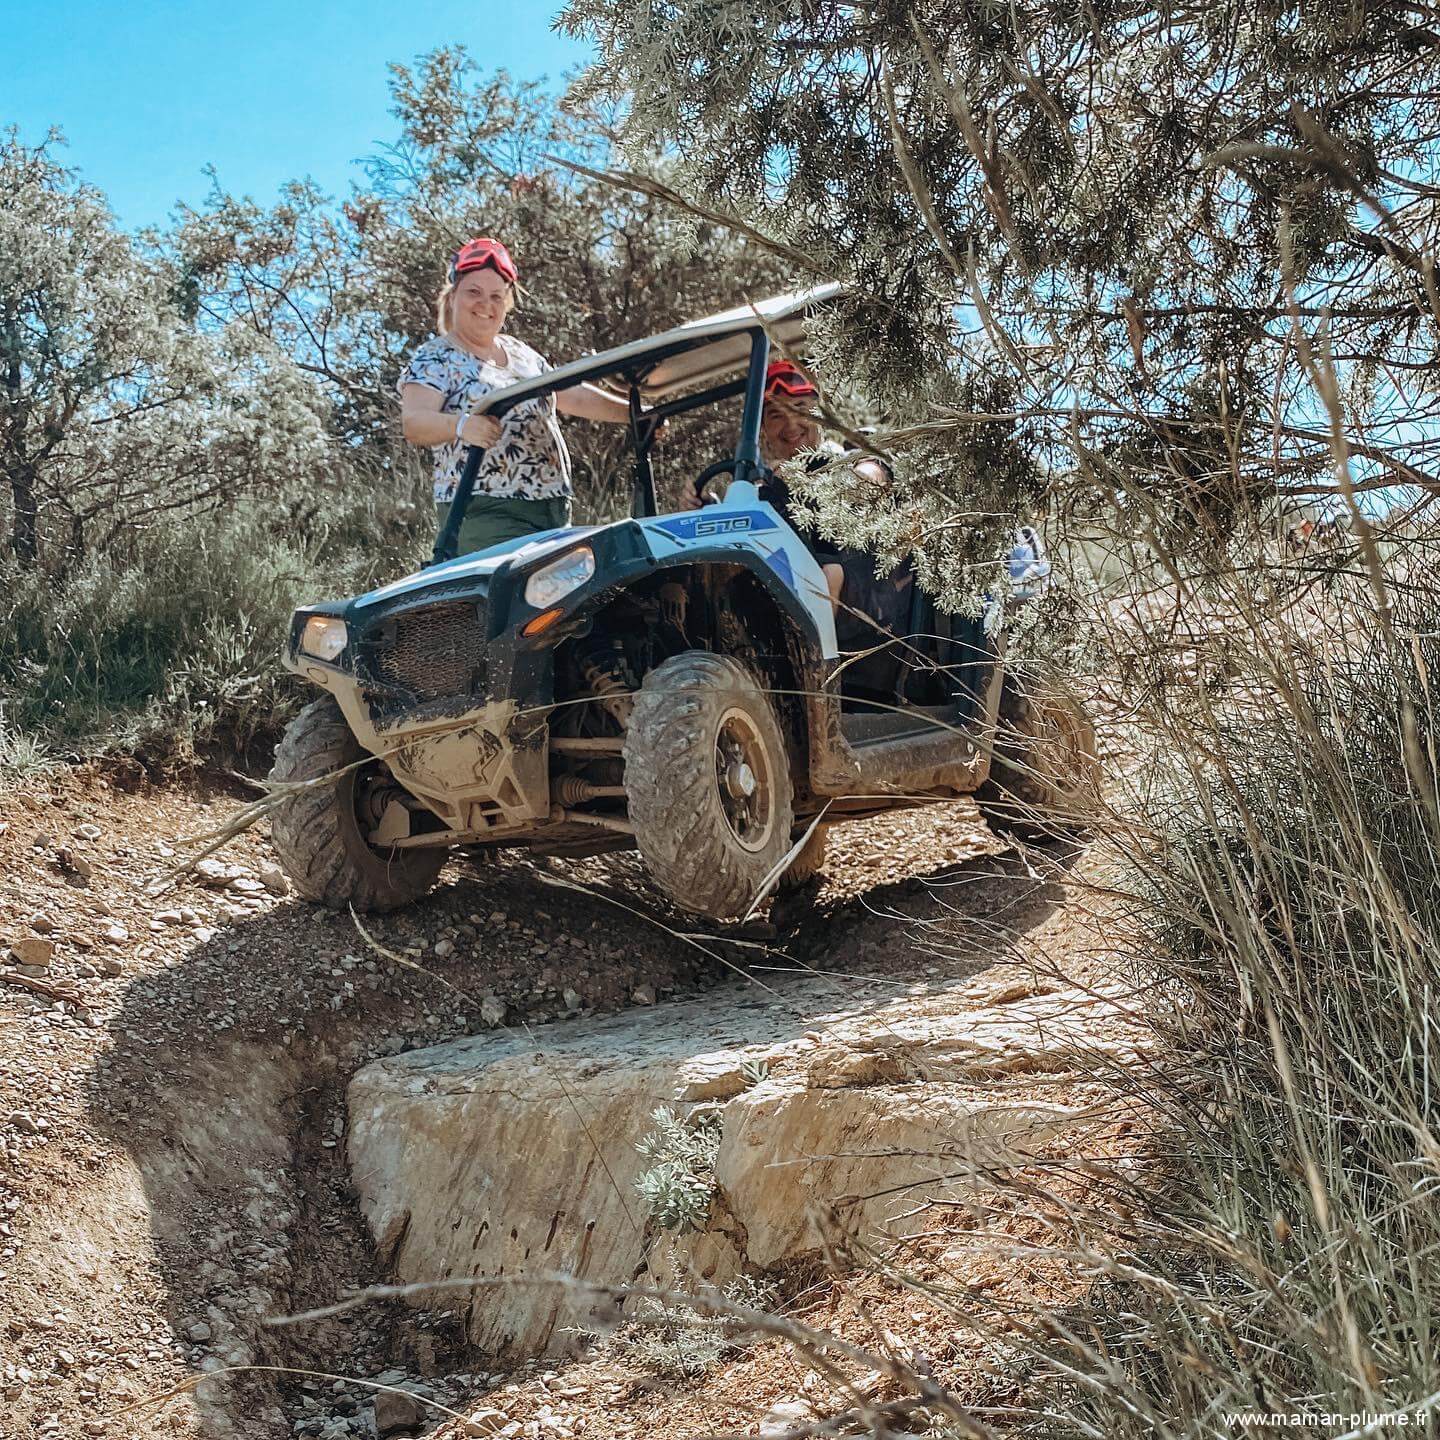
left=561, top=2, right=1440, bottom=583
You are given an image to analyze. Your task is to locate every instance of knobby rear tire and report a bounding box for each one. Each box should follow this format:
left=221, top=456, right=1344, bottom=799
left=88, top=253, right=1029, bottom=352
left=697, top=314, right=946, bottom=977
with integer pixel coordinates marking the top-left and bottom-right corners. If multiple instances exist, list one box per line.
left=777, top=824, right=828, bottom=889
left=974, top=673, right=1101, bottom=841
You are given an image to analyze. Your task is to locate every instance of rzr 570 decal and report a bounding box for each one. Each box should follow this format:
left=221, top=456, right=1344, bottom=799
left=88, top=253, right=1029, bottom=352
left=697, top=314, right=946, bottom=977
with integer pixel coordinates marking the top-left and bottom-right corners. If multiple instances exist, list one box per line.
left=651, top=510, right=779, bottom=544
left=696, top=515, right=752, bottom=536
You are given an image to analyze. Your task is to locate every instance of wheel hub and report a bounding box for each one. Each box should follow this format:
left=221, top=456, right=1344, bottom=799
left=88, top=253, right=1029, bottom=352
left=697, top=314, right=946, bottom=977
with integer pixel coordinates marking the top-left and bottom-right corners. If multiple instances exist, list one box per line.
left=714, top=710, right=775, bottom=852
left=355, top=767, right=410, bottom=850
left=724, top=760, right=757, bottom=799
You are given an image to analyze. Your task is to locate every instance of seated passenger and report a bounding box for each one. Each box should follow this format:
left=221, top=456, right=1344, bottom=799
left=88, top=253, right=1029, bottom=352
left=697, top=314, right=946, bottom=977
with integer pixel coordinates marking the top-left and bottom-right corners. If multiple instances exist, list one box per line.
left=757, top=365, right=917, bottom=646
left=752, top=359, right=849, bottom=608
left=684, top=359, right=887, bottom=613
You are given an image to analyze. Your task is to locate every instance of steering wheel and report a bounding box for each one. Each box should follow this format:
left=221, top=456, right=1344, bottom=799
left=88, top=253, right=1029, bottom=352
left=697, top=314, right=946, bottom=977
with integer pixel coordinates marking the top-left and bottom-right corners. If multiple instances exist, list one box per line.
left=692, top=458, right=737, bottom=506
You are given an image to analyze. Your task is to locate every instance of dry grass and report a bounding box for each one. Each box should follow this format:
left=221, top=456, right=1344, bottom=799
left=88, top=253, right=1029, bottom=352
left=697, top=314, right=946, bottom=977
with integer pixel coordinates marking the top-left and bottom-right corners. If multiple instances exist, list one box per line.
left=909, top=547, right=1440, bottom=1436
left=587, top=536, right=1440, bottom=1437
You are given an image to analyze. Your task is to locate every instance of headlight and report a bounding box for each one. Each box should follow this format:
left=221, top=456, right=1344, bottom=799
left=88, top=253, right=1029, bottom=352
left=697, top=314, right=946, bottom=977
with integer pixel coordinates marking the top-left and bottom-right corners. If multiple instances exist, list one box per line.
left=524, top=546, right=595, bottom=609
left=299, top=615, right=349, bottom=661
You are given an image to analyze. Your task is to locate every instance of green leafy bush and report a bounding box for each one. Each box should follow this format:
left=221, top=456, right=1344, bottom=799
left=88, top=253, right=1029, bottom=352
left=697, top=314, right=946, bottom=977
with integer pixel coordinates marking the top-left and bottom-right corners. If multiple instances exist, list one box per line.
left=0, top=490, right=427, bottom=766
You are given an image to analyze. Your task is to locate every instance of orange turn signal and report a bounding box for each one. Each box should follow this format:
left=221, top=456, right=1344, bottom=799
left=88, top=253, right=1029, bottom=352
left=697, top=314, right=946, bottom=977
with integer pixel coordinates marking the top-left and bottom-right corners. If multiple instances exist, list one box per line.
left=521, top=606, right=565, bottom=637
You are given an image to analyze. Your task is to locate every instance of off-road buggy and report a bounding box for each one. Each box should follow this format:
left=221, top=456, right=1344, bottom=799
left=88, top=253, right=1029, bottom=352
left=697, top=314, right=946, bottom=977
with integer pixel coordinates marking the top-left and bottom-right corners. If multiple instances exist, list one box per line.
left=268, top=286, right=1099, bottom=920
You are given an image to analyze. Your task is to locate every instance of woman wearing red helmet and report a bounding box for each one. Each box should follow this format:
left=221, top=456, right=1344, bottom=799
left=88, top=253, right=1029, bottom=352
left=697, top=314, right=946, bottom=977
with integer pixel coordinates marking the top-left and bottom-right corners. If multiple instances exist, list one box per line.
left=399, top=237, right=634, bottom=555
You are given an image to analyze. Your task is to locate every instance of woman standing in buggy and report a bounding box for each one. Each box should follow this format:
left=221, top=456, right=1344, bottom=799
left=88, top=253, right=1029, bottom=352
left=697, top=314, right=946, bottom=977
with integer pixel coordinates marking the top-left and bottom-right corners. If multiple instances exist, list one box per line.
left=397, top=237, right=640, bottom=557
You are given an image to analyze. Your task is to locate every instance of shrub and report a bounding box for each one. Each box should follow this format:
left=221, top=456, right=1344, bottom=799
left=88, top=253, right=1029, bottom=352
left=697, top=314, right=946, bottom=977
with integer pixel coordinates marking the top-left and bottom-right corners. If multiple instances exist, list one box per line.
left=0, top=485, right=428, bottom=765
left=635, top=1106, right=723, bottom=1232
left=0, top=710, right=52, bottom=790
left=610, top=1276, right=778, bottom=1381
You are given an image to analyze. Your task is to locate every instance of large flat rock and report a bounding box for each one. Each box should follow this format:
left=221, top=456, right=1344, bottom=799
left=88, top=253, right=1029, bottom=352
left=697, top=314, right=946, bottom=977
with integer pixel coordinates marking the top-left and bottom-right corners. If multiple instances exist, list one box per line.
left=346, top=979, right=1145, bottom=1358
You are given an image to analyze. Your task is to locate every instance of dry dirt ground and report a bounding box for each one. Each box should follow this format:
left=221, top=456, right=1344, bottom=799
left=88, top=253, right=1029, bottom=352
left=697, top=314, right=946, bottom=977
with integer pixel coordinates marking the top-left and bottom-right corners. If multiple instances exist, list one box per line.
left=0, top=760, right=1135, bottom=1440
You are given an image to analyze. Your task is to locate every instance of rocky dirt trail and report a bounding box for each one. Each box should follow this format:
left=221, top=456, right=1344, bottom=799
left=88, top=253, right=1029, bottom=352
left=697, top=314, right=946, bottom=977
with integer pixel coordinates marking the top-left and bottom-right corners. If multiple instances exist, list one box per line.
left=0, top=761, right=1139, bottom=1440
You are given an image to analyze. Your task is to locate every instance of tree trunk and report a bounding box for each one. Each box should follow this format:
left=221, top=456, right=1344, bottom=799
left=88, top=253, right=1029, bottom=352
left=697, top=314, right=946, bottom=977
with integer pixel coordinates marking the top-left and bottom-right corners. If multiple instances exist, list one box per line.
left=2, top=306, right=36, bottom=567
left=10, top=472, right=37, bottom=561
left=10, top=469, right=37, bottom=567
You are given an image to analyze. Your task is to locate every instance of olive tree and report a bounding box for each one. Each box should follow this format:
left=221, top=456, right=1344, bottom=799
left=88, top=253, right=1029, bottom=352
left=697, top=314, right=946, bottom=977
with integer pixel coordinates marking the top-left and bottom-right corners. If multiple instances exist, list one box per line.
left=0, top=131, right=331, bottom=571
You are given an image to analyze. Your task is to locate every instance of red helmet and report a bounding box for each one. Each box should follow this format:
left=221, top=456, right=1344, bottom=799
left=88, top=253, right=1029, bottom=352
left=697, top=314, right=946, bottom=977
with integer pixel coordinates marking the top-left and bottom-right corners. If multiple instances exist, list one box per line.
left=450, top=237, right=518, bottom=284
left=764, top=358, right=817, bottom=401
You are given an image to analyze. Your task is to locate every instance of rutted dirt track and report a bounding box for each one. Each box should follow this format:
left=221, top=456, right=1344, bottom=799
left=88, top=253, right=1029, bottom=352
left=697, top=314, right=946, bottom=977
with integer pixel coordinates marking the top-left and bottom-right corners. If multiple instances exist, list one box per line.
left=0, top=765, right=1130, bottom=1440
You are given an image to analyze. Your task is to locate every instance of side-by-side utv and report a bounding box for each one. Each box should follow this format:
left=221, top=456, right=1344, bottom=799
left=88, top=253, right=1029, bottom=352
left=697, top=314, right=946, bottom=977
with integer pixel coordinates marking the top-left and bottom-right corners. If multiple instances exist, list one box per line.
left=268, top=286, right=1098, bottom=920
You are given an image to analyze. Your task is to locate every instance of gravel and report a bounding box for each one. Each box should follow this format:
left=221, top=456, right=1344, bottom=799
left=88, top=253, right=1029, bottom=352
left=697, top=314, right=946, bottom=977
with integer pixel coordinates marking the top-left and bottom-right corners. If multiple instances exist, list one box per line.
left=0, top=763, right=1026, bottom=1440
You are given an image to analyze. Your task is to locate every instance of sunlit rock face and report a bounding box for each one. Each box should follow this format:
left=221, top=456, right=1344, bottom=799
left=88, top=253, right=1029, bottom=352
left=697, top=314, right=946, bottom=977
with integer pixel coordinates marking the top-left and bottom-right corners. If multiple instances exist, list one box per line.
left=346, top=980, right=1145, bottom=1357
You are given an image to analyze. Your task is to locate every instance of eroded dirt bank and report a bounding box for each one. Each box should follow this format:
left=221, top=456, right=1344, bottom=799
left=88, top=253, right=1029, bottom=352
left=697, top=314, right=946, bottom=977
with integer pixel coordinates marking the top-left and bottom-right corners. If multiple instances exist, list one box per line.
left=0, top=766, right=1127, bottom=1439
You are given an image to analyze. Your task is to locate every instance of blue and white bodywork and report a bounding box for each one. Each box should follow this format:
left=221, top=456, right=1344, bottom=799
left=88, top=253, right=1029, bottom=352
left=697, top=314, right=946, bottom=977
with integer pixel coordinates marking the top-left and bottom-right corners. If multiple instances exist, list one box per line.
left=352, top=525, right=603, bottom=610
left=346, top=480, right=838, bottom=658
left=639, top=482, right=838, bottom=658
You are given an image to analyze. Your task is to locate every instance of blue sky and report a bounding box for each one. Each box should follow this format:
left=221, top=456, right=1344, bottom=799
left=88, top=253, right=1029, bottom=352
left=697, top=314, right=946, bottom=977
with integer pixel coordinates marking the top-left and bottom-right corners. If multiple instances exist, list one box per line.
left=1, top=1, right=590, bottom=229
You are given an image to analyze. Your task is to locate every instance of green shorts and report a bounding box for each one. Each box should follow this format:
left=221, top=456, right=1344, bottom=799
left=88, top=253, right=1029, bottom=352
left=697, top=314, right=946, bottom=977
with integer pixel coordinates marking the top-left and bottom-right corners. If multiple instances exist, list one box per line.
left=435, top=494, right=572, bottom=557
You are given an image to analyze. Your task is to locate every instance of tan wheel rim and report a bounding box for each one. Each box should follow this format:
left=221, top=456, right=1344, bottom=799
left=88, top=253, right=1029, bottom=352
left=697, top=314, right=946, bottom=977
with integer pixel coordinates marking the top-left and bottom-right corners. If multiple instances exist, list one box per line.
left=714, top=706, right=778, bottom=852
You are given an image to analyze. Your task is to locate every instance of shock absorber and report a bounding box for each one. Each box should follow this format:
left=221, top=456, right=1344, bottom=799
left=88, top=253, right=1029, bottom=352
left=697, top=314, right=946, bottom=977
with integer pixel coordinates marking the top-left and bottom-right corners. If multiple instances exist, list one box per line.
left=658, top=581, right=689, bottom=639
left=579, top=642, right=635, bottom=727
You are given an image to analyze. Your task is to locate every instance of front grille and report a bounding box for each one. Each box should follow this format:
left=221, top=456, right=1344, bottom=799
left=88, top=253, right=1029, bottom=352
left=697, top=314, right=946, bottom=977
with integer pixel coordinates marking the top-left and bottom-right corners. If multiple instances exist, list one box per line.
left=359, top=599, right=488, bottom=705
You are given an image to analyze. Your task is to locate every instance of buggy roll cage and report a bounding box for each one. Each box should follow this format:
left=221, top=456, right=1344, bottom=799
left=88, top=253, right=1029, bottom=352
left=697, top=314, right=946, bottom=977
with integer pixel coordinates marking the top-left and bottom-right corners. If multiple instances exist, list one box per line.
left=431, top=283, right=845, bottom=565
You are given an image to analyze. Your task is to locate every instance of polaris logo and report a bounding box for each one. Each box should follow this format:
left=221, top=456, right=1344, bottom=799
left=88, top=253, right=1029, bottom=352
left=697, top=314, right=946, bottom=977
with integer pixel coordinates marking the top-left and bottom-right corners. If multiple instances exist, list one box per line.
left=695, top=515, right=753, bottom=536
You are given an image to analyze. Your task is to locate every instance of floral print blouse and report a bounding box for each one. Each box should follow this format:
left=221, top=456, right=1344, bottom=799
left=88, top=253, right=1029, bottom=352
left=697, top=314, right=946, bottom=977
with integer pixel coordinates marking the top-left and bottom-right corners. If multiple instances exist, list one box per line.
left=398, top=332, right=571, bottom=502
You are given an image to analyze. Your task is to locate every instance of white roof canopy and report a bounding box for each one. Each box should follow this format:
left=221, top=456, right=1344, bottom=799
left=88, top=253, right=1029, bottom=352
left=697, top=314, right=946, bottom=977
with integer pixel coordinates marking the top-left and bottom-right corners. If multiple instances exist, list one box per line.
left=475, top=282, right=845, bottom=413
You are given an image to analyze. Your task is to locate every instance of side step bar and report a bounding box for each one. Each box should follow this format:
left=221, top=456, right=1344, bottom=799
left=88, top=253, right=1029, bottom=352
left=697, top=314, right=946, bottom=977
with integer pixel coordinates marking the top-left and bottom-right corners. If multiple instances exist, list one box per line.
left=838, top=705, right=956, bottom=747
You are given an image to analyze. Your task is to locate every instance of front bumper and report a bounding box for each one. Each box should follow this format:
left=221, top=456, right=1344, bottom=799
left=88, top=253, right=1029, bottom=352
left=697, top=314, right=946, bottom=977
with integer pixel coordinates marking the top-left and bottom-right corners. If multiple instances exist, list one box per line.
left=283, top=584, right=554, bottom=836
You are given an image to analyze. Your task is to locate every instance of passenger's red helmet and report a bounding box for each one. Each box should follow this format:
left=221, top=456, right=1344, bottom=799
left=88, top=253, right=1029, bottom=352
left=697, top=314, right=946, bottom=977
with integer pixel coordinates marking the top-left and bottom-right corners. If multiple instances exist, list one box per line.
left=450, top=237, right=518, bottom=284
left=764, top=358, right=817, bottom=401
